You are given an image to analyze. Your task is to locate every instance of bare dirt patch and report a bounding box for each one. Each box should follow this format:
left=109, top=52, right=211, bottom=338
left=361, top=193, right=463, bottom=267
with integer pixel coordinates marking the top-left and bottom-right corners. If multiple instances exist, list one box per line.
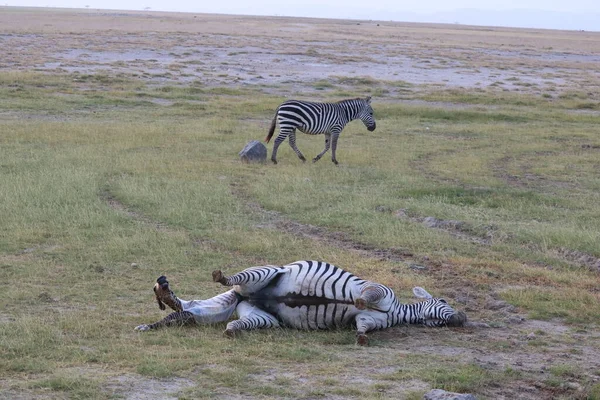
left=105, top=375, right=195, bottom=400
left=2, top=7, right=600, bottom=97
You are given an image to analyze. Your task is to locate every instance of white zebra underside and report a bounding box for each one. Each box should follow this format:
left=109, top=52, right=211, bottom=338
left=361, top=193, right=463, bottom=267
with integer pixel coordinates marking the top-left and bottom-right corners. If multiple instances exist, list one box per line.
left=249, top=261, right=367, bottom=329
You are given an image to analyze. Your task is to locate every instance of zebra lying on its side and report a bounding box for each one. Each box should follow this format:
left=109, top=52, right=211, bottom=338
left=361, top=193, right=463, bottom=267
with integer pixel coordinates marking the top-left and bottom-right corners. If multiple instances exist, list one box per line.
left=265, top=97, right=376, bottom=165
left=134, top=260, right=466, bottom=345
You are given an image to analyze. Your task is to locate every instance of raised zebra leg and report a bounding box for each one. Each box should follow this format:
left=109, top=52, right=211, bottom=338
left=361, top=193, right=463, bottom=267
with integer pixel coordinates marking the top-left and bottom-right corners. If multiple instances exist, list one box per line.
left=135, top=275, right=196, bottom=331
left=212, top=266, right=286, bottom=295
left=153, top=275, right=183, bottom=312
left=224, top=301, right=280, bottom=337
left=354, top=313, right=379, bottom=346
left=312, top=133, right=331, bottom=163
left=354, top=284, right=388, bottom=310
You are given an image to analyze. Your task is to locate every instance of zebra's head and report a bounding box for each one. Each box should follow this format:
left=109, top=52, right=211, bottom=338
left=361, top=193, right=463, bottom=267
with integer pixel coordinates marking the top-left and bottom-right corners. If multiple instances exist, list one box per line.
left=153, top=276, right=183, bottom=312
left=359, top=96, right=376, bottom=132
left=412, top=287, right=467, bottom=327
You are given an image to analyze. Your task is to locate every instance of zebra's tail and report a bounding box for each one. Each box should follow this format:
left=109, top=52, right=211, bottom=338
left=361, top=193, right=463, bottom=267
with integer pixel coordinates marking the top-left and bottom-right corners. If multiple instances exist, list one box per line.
left=265, top=110, right=278, bottom=143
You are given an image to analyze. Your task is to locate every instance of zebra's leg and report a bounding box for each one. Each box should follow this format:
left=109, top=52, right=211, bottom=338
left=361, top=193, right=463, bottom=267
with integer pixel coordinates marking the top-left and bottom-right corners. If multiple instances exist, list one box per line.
left=271, top=128, right=292, bottom=164
left=312, top=133, right=331, bottom=163
left=354, top=284, right=387, bottom=310
left=355, top=313, right=378, bottom=346
left=135, top=311, right=196, bottom=331
left=287, top=131, right=306, bottom=162
left=224, top=301, right=280, bottom=337
left=330, top=132, right=341, bottom=165
left=212, top=266, right=285, bottom=294
left=153, top=275, right=183, bottom=312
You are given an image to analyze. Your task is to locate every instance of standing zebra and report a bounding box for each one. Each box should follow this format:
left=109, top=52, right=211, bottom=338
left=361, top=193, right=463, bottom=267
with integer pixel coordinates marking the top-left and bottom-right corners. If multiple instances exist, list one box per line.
left=265, top=97, right=376, bottom=164
left=135, top=260, right=466, bottom=345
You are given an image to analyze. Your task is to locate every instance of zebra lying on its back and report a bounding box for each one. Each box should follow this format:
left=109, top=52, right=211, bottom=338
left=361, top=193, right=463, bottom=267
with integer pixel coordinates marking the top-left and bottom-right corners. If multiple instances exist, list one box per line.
left=135, top=260, right=466, bottom=345
left=265, top=97, right=376, bottom=165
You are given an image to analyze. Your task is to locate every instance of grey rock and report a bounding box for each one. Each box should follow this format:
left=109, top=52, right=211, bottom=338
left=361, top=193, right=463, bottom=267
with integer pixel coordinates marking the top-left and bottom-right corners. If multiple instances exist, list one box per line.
left=239, top=140, right=267, bottom=163
left=464, top=321, right=491, bottom=328
left=563, top=382, right=583, bottom=391
left=423, top=217, right=464, bottom=230
left=423, top=216, right=441, bottom=228
left=484, top=299, right=515, bottom=312
left=424, top=389, right=478, bottom=400
left=409, top=263, right=427, bottom=271
left=505, top=316, right=525, bottom=324
left=394, top=209, right=409, bottom=218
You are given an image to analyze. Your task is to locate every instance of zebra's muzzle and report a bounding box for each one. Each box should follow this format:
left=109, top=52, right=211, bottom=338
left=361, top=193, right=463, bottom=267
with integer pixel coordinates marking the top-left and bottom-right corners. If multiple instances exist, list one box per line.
left=367, top=123, right=376, bottom=132
left=446, top=311, right=467, bottom=327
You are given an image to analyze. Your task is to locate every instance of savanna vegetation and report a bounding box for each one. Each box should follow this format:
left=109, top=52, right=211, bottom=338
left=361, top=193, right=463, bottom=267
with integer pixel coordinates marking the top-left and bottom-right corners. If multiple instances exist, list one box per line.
left=1, top=7, right=600, bottom=400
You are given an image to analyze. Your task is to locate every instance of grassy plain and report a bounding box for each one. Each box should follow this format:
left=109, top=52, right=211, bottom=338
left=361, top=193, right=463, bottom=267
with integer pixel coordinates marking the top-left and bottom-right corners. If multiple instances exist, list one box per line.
left=1, top=7, right=600, bottom=400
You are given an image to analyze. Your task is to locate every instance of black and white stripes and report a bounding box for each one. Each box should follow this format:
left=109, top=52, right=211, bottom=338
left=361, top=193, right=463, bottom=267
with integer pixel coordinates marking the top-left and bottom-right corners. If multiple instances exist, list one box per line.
left=136, top=260, right=466, bottom=345
left=265, top=97, right=376, bottom=164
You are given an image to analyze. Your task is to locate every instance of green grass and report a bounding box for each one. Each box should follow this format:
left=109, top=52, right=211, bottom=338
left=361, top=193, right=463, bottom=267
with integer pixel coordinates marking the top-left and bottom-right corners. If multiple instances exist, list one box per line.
left=1, top=52, right=600, bottom=399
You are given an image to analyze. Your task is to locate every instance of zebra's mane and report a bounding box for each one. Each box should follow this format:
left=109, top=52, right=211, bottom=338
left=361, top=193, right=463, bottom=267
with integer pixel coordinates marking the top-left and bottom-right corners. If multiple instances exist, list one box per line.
left=336, top=98, right=364, bottom=104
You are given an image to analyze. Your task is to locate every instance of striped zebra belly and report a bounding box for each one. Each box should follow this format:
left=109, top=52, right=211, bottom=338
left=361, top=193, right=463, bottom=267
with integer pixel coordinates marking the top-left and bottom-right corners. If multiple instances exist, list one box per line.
left=254, top=298, right=358, bottom=330
left=244, top=260, right=366, bottom=330
left=297, top=126, right=323, bottom=135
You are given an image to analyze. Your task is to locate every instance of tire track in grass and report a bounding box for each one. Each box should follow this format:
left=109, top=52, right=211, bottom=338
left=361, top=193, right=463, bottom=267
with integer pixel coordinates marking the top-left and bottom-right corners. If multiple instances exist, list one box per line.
left=229, top=181, right=413, bottom=264
left=99, top=187, right=220, bottom=251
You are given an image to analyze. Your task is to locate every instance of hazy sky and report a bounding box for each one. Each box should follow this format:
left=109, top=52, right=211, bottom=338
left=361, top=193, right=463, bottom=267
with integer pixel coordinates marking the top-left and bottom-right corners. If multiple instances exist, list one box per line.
left=6, top=0, right=600, bottom=30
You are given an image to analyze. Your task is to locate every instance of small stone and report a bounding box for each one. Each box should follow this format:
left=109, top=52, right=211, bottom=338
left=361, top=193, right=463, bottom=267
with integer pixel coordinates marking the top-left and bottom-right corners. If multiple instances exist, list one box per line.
left=423, top=216, right=440, bottom=228
left=564, top=382, right=583, bottom=391
left=131, top=263, right=138, bottom=268
left=239, top=140, right=267, bottom=163
left=506, top=316, right=525, bottom=324
left=526, top=332, right=536, bottom=340
left=423, top=389, right=477, bottom=400
left=464, top=321, right=491, bottom=328
left=484, top=299, right=515, bottom=312
left=394, top=209, right=408, bottom=218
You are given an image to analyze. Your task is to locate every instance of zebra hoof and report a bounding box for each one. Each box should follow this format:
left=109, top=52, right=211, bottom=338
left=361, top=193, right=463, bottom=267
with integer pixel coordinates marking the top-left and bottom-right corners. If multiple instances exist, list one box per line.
left=354, top=298, right=367, bottom=310
left=212, top=270, right=225, bottom=284
left=224, top=329, right=236, bottom=339
left=356, top=334, right=369, bottom=346
left=156, top=275, right=169, bottom=290
left=134, top=324, right=150, bottom=332
left=271, top=159, right=278, bottom=164
left=332, top=159, right=339, bottom=165
left=312, top=157, right=320, bottom=163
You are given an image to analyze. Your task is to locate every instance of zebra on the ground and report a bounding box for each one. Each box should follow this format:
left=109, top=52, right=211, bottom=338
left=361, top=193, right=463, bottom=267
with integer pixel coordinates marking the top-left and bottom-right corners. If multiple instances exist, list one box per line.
left=135, top=260, right=466, bottom=345
left=265, top=97, right=376, bottom=165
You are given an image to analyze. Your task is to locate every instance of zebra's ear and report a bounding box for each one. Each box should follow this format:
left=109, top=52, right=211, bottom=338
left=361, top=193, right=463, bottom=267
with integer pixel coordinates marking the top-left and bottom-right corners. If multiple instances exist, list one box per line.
left=365, top=96, right=372, bottom=104
left=413, top=287, right=433, bottom=299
